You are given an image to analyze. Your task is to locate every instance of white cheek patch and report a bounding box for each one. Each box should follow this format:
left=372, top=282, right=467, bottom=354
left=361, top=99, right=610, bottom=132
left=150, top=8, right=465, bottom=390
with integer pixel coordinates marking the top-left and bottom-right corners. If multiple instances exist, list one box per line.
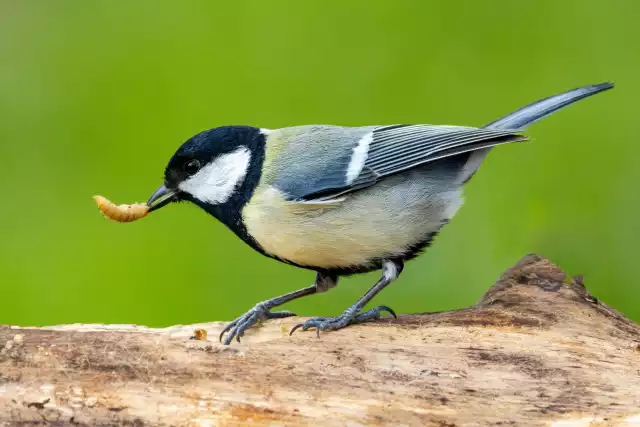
left=179, top=147, right=251, bottom=204
left=346, top=131, right=373, bottom=184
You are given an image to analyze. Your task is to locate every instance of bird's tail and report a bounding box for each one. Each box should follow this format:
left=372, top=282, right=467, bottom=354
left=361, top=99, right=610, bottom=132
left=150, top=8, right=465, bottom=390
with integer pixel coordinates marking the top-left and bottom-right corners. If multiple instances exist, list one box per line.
left=457, top=82, right=614, bottom=184
left=483, top=82, right=614, bottom=130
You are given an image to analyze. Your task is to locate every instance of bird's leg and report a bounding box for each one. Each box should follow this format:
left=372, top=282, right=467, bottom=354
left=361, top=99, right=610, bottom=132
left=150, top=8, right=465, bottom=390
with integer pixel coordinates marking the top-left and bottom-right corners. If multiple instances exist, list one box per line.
left=290, top=260, right=402, bottom=337
left=220, top=272, right=337, bottom=345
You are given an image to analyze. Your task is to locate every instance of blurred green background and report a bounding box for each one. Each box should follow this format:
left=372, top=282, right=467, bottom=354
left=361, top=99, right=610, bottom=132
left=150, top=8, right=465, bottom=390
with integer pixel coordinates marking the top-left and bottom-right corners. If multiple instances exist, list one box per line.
left=1, top=1, right=638, bottom=327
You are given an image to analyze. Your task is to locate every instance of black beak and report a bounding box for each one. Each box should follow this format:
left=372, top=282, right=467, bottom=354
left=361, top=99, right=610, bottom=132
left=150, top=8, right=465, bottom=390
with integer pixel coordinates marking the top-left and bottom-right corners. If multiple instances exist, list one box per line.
left=146, top=184, right=179, bottom=213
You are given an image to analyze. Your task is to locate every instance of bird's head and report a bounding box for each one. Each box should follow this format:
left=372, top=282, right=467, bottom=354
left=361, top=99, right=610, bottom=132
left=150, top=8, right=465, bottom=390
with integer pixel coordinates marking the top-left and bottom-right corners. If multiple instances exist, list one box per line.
left=146, top=126, right=266, bottom=217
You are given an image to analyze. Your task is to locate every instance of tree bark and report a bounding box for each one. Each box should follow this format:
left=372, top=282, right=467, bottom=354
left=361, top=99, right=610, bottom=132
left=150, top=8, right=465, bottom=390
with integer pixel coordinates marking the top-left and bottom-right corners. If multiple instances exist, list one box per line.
left=1, top=254, right=639, bottom=426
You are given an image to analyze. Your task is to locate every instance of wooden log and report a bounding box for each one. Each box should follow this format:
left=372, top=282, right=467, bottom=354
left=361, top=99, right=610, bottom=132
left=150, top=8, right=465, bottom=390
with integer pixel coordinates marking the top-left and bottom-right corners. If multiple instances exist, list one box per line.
left=1, top=254, right=639, bottom=426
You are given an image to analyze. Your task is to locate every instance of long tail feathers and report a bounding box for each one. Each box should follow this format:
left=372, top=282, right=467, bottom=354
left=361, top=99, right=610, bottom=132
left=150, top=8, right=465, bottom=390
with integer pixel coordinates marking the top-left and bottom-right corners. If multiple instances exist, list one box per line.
left=458, top=82, right=614, bottom=184
left=484, top=82, right=614, bottom=131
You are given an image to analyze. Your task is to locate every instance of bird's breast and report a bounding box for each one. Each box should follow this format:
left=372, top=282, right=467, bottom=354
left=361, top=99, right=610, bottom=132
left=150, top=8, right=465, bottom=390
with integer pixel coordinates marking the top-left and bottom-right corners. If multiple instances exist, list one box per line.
left=241, top=170, right=463, bottom=270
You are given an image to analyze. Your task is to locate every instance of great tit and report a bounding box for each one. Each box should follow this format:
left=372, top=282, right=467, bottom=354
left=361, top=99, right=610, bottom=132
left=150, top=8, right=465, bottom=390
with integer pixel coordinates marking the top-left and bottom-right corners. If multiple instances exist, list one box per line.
left=146, top=82, right=613, bottom=345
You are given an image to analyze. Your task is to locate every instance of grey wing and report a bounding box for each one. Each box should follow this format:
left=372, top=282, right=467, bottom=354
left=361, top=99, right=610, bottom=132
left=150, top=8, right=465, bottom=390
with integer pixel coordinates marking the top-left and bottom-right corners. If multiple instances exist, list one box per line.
left=270, top=125, right=378, bottom=201
left=275, top=124, right=525, bottom=202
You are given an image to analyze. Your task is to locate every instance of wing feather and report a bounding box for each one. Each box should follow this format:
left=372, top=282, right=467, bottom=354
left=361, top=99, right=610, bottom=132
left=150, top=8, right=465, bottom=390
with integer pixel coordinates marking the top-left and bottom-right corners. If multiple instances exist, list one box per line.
left=272, top=124, right=525, bottom=202
left=344, top=125, right=524, bottom=196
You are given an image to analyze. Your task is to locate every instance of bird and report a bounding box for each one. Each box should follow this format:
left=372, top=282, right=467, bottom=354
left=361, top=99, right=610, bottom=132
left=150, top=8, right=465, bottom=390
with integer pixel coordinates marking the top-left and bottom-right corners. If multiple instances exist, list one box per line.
left=145, top=82, right=613, bottom=345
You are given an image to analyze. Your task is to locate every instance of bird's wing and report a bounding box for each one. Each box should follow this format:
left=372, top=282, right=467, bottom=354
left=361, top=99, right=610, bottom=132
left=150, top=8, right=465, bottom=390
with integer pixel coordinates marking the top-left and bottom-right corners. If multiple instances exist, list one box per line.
left=270, top=124, right=525, bottom=202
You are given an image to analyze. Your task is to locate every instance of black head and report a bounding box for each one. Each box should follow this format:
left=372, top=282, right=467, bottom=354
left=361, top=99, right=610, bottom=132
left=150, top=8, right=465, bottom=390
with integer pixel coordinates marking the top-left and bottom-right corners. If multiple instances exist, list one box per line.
left=146, top=126, right=266, bottom=226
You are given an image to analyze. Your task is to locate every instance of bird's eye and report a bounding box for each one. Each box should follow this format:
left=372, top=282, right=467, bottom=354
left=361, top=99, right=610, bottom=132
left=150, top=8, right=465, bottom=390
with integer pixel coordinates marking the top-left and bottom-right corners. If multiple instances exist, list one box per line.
left=184, top=159, right=201, bottom=176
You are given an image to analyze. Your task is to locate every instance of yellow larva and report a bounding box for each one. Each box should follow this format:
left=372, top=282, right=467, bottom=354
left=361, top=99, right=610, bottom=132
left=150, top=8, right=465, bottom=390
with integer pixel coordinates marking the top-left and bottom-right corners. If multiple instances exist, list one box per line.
left=92, top=195, right=148, bottom=223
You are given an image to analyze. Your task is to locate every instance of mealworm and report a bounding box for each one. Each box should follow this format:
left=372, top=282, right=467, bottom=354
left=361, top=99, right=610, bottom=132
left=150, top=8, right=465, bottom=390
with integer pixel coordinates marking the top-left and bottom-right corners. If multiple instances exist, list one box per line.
left=92, top=195, right=149, bottom=223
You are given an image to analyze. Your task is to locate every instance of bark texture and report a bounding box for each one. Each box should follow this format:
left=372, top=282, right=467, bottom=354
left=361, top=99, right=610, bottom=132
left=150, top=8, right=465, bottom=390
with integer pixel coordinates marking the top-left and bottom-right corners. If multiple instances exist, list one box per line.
left=1, top=255, right=639, bottom=426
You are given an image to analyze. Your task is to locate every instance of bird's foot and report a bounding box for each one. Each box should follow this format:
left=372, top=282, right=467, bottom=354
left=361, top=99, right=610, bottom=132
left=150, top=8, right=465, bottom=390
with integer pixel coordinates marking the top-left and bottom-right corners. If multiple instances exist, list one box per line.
left=289, top=305, right=396, bottom=338
left=219, top=302, right=296, bottom=345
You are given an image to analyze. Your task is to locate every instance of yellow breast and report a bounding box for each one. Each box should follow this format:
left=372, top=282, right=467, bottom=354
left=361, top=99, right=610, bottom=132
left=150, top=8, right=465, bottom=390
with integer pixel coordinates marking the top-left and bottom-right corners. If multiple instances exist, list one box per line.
left=242, top=181, right=460, bottom=269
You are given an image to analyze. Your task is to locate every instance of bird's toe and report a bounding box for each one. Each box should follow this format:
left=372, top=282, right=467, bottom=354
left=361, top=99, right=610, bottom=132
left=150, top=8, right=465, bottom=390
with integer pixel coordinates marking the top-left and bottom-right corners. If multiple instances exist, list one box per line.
left=352, top=305, right=397, bottom=323
left=220, top=305, right=297, bottom=345
left=289, top=305, right=396, bottom=338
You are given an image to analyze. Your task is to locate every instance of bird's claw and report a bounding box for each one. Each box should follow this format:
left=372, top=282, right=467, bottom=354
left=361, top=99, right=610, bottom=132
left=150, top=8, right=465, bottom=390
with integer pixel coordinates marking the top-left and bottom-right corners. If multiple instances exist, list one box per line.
left=219, top=303, right=296, bottom=345
left=289, top=305, right=396, bottom=338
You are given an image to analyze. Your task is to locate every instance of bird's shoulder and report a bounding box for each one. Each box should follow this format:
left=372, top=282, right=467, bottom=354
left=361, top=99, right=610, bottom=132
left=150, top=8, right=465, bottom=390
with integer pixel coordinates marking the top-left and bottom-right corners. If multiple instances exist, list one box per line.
left=259, top=125, right=375, bottom=195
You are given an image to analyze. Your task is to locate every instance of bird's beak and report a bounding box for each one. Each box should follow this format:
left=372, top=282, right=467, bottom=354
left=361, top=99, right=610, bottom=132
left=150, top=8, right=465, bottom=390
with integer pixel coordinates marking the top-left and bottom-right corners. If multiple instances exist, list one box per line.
left=146, top=184, right=179, bottom=213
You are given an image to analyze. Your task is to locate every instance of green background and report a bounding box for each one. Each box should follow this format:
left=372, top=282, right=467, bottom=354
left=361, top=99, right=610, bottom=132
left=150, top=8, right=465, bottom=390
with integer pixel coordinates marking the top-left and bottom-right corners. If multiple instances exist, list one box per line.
left=1, top=1, right=638, bottom=327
